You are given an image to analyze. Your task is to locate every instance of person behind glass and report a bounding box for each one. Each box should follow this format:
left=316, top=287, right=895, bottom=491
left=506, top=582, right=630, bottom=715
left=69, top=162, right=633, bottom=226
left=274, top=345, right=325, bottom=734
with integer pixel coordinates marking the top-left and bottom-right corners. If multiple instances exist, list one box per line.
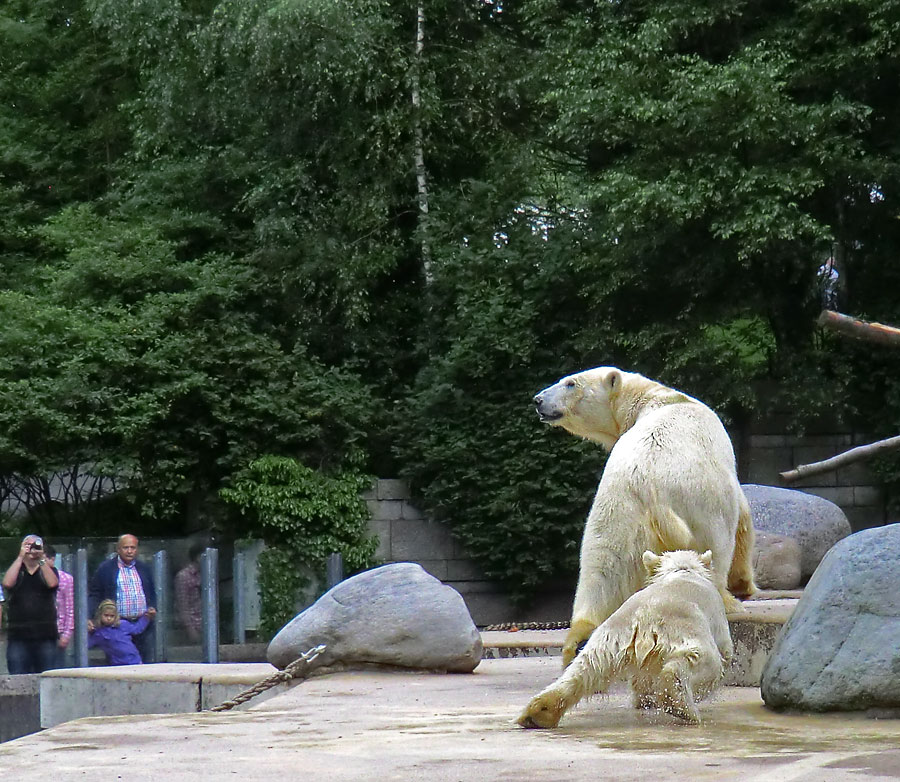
left=44, top=544, right=74, bottom=667
left=175, top=543, right=204, bottom=644
left=88, top=599, right=156, bottom=666
left=1, top=534, right=59, bottom=674
left=817, top=255, right=840, bottom=310
left=89, top=534, right=157, bottom=663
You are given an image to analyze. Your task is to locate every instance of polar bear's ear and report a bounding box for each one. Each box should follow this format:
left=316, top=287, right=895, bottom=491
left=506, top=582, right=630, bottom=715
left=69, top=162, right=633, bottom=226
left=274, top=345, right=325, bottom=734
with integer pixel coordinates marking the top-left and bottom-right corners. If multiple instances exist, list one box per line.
left=603, top=369, right=622, bottom=392
left=642, top=550, right=661, bottom=573
left=699, top=550, right=713, bottom=567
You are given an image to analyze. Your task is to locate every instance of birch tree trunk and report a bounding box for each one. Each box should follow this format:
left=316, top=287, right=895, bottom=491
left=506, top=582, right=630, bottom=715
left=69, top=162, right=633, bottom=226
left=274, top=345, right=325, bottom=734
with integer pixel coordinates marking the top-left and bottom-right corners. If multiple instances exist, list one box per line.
left=411, top=3, right=432, bottom=284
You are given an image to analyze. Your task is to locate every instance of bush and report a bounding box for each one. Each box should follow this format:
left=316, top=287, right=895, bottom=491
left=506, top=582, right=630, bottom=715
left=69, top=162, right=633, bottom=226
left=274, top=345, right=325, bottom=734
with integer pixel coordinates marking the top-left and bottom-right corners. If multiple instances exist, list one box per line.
left=220, top=455, right=378, bottom=636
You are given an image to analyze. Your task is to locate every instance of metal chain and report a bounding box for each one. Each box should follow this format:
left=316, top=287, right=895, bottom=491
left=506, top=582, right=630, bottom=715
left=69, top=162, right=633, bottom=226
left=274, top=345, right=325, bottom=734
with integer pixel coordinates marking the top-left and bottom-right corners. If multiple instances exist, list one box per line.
left=207, top=644, right=327, bottom=712
left=482, top=621, right=570, bottom=631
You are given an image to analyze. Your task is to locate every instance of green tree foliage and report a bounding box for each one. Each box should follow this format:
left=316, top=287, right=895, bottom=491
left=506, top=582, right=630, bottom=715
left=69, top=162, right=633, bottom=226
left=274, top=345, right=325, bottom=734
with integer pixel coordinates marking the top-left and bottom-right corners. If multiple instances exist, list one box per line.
left=1, top=0, right=899, bottom=611
left=0, top=204, right=377, bottom=531
left=220, top=456, right=377, bottom=636
left=398, top=0, right=900, bottom=601
left=0, top=0, right=133, bottom=287
left=515, top=0, right=900, bottom=392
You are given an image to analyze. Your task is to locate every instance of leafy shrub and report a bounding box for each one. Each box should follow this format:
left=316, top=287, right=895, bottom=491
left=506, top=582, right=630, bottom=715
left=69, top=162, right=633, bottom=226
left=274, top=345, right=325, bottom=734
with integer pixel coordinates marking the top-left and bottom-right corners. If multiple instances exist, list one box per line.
left=220, top=456, right=377, bottom=636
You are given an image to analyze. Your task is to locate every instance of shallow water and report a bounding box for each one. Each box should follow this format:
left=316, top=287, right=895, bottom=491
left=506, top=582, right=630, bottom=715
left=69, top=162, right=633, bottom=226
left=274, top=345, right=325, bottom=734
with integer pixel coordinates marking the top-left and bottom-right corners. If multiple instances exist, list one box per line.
left=558, top=691, right=900, bottom=757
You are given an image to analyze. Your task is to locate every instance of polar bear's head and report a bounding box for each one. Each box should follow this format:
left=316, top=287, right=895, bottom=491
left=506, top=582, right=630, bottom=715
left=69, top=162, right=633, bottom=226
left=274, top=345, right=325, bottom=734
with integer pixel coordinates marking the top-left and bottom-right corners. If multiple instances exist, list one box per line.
left=533, top=366, right=630, bottom=449
left=642, top=549, right=713, bottom=584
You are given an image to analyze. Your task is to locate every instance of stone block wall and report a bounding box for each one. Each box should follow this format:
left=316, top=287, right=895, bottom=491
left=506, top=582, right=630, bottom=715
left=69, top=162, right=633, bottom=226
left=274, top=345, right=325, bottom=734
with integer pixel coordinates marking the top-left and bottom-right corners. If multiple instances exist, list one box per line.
left=363, top=479, right=572, bottom=627
left=735, top=424, right=889, bottom=532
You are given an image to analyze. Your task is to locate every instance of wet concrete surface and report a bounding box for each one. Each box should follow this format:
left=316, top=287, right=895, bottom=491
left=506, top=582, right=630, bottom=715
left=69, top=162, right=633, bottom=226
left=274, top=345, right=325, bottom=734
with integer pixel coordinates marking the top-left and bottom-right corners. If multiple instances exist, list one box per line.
left=2, top=656, right=899, bottom=781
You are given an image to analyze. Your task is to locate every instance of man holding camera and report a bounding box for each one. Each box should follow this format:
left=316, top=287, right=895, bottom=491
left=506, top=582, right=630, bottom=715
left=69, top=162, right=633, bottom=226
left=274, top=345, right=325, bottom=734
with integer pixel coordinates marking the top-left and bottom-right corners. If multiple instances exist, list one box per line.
left=2, top=534, right=60, bottom=674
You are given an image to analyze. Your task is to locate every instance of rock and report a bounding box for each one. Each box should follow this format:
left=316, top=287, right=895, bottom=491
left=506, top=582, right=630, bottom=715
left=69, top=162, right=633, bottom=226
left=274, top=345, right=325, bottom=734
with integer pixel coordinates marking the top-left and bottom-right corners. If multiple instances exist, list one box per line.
left=743, top=484, right=852, bottom=580
left=752, top=531, right=802, bottom=590
left=267, top=562, right=483, bottom=673
left=760, top=523, right=900, bottom=713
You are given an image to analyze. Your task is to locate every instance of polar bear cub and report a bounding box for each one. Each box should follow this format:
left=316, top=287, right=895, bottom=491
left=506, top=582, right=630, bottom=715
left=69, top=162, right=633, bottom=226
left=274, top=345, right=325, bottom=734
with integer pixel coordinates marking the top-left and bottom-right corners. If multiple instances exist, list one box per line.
left=534, top=366, right=755, bottom=666
left=517, top=549, right=733, bottom=728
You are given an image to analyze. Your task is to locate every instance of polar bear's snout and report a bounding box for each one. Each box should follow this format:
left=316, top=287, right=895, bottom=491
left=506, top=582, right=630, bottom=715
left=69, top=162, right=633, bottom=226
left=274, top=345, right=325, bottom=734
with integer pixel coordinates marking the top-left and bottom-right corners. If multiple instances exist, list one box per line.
left=534, top=390, right=564, bottom=422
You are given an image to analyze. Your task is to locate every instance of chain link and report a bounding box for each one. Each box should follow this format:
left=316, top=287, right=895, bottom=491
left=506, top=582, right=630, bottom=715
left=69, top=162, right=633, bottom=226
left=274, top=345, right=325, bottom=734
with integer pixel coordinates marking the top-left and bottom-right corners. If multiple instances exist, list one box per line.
left=482, top=621, right=569, bottom=631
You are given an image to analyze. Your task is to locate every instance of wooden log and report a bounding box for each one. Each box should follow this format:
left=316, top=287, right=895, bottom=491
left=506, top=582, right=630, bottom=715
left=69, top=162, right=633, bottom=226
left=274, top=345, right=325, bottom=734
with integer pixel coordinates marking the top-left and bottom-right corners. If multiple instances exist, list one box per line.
left=780, top=435, right=900, bottom=484
left=817, top=310, right=900, bottom=347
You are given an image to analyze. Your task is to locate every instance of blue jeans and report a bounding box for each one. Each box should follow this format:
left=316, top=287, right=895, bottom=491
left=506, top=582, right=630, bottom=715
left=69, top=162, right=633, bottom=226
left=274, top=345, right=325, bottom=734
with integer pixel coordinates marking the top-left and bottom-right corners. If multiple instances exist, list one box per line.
left=6, top=638, right=58, bottom=674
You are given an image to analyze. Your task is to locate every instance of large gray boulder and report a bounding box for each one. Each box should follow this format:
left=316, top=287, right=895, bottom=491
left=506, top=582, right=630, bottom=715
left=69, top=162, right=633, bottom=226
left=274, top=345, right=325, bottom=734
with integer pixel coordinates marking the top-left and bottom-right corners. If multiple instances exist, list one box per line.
left=743, top=484, right=852, bottom=580
left=267, top=562, right=483, bottom=673
left=752, top=531, right=802, bottom=590
left=761, top=523, right=900, bottom=713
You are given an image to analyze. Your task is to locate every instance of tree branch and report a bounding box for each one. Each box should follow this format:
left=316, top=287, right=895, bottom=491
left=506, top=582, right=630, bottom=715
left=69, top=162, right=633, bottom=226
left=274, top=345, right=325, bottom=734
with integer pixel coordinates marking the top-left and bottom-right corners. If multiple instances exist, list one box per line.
left=817, top=310, right=900, bottom=347
left=780, top=435, right=900, bottom=484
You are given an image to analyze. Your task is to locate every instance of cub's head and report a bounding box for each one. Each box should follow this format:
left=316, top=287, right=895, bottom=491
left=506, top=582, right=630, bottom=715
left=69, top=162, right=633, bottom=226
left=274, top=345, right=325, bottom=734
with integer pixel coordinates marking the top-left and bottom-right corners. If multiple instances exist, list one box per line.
left=533, top=366, right=626, bottom=449
left=642, top=550, right=713, bottom=584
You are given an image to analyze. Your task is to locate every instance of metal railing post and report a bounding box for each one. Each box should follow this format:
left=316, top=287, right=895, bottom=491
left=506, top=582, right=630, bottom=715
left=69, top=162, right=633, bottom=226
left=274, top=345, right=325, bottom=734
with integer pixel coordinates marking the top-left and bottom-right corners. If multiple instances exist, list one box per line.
left=326, top=552, right=343, bottom=589
left=73, top=548, right=89, bottom=668
left=201, top=548, right=219, bottom=663
left=153, top=550, right=169, bottom=663
left=233, top=551, right=246, bottom=645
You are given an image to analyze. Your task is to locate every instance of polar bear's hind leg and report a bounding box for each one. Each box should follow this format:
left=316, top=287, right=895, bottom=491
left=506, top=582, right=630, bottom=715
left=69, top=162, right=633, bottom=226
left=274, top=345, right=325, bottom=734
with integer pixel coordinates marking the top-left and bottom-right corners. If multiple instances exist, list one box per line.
left=727, top=497, right=757, bottom=599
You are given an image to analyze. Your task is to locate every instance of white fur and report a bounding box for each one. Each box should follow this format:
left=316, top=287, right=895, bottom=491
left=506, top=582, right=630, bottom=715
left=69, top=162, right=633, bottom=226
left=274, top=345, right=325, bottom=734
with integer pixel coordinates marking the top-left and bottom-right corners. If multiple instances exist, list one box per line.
left=533, top=367, right=755, bottom=665
left=517, top=550, right=733, bottom=727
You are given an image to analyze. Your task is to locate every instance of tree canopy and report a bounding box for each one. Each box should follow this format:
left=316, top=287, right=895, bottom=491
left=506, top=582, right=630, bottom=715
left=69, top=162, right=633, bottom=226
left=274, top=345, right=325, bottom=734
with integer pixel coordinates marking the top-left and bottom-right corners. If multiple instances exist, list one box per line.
left=1, top=0, right=898, bottom=602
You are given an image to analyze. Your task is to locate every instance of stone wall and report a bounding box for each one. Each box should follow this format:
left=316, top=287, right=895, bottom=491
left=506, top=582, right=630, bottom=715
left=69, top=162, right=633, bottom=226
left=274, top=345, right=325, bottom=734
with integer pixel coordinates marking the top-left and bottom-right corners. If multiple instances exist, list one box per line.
left=363, top=479, right=572, bottom=627
left=735, top=422, right=888, bottom=532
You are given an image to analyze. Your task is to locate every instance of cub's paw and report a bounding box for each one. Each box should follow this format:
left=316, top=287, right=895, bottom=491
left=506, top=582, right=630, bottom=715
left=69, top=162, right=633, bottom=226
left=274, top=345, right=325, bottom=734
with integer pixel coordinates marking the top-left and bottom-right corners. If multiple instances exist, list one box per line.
left=664, top=701, right=701, bottom=725
left=516, top=692, right=566, bottom=729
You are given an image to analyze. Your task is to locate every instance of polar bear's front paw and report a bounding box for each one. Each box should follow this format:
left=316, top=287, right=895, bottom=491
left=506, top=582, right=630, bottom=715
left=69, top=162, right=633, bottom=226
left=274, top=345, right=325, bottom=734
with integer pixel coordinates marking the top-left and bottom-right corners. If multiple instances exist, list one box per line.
left=664, top=700, right=701, bottom=725
left=562, top=619, right=597, bottom=667
left=517, top=692, right=567, bottom=729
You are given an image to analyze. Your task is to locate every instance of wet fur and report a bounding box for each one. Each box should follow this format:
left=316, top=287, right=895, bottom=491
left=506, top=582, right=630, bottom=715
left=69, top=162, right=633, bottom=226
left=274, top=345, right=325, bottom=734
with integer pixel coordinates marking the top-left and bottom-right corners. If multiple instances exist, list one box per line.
left=517, top=550, right=733, bottom=728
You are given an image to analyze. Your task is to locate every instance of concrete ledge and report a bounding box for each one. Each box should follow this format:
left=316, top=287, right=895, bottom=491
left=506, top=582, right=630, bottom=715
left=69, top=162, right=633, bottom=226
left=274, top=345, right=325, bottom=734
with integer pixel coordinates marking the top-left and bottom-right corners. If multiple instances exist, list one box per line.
left=481, top=596, right=798, bottom=687
left=724, top=618, right=782, bottom=687
left=0, top=675, right=41, bottom=743
left=40, top=663, right=284, bottom=729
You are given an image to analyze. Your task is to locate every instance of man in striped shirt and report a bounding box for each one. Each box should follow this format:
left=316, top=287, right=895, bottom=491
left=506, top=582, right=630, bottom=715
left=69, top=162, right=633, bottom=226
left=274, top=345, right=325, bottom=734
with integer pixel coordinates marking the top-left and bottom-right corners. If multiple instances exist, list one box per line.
left=45, top=544, right=74, bottom=667
left=89, top=534, right=158, bottom=663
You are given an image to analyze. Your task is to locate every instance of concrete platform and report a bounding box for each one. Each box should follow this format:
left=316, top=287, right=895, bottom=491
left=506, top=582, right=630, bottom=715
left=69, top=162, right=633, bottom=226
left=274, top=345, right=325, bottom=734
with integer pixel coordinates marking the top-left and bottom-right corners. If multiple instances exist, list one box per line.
left=4, top=656, right=900, bottom=781
left=32, top=594, right=800, bottom=731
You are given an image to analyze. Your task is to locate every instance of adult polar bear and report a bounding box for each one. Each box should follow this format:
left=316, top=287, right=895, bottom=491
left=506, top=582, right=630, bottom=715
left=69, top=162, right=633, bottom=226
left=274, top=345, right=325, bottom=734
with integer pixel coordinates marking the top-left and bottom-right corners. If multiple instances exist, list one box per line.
left=534, top=366, right=756, bottom=666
